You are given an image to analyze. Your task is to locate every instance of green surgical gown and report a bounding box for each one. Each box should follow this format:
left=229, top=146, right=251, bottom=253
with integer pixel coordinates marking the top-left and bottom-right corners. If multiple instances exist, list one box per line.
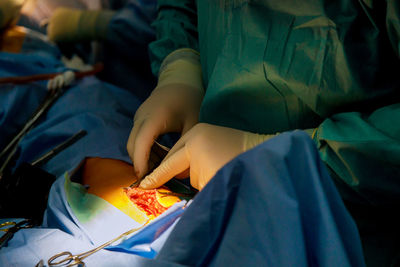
left=149, top=1, right=400, bottom=264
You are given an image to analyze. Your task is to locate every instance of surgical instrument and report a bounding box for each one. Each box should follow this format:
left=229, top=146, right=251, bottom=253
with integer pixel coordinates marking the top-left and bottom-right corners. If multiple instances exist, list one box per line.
left=0, top=62, right=103, bottom=85
left=0, top=86, right=63, bottom=180
left=129, top=141, right=198, bottom=198
left=0, top=63, right=103, bottom=180
left=129, top=141, right=170, bottom=188
left=0, top=130, right=87, bottom=222
left=47, top=219, right=150, bottom=267
left=31, top=130, right=87, bottom=167
left=0, top=219, right=34, bottom=248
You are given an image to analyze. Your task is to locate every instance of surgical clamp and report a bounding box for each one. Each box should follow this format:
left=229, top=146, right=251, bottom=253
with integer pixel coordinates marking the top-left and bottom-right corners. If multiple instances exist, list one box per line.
left=0, top=87, right=63, bottom=179
left=47, top=219, right=150, bottom=267
left=0, top=219, right=34, bottom=248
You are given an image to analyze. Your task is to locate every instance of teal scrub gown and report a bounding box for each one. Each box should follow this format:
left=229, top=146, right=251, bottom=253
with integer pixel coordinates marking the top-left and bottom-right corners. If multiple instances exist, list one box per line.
left=149, top=1, right=400, bottom=265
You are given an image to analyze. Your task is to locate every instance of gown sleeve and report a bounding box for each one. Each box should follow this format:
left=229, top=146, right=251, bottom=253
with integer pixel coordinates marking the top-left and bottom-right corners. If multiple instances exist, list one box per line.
left=312, top=1, right=400, bottom=208
left=148, top=0, right=199, bottom=76
left=313, top=103, right=400, bottom=207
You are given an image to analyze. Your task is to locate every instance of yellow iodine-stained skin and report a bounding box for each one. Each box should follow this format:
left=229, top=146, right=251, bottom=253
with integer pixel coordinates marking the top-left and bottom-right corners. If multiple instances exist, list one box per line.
left=82, top=157, right=148, bottom=223
left=0, top=26, right=26, bottom=53
left=82, top=157, right=180, bottom=224
left=156, top=189, right=180, bottom=208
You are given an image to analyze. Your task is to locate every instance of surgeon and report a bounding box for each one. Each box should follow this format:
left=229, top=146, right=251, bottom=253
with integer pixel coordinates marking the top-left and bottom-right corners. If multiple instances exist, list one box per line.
left=0, top=0, right=24, bottom=30
left=45, top=0, right=157, bottom=98
left=127, top=0, right=400, bottom=195
left=127, top=1, right=400, bottom=265
left=46, top=0, right=156, bottom=59
left=46, top=0, right=155, bottom=42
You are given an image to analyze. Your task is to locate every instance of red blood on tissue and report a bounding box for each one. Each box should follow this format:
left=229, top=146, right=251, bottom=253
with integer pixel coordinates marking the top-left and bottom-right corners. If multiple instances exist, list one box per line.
left=124, top=187, right=167, bottom=217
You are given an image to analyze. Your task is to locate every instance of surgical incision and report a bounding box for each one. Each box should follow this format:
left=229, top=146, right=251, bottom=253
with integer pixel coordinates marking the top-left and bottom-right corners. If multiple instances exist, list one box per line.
left=124, top=187, right=180, bottom=218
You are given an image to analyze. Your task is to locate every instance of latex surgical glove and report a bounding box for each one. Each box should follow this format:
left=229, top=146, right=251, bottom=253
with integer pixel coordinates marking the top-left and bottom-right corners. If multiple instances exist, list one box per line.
left=139, top=123, right=277, bottom=190
left=47, top=70, right=75, bottom=90
left=127, top=48, right=204, bottom=179
left=47, top=7, right=116, bottom=43
left=0, top=0, right=24, bottom=30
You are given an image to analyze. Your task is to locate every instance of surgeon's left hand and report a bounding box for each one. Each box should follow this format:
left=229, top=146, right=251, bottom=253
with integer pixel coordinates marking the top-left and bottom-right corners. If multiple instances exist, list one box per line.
left=139, top=123, right=277, bottom=190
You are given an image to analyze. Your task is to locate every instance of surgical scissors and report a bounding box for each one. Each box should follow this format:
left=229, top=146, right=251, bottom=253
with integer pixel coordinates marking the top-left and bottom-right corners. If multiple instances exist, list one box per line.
left=47, top=219, right=150, bottom=267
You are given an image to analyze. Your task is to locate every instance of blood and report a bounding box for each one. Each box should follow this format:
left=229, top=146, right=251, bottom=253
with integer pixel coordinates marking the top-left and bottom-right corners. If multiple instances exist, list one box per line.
left=124, top=187, right=167, bottom=217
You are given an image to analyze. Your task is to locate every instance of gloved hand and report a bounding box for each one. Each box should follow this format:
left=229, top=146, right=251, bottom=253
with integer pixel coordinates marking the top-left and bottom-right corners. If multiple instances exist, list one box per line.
left=139, top=123, right=277, bottom=190
left=47, top=7, right=116, bottom=43
left=0, top=0, right=24, bottom=30
left=127, top=48, right=205, bottom=178
left=47, top=70, right=76, bottom=90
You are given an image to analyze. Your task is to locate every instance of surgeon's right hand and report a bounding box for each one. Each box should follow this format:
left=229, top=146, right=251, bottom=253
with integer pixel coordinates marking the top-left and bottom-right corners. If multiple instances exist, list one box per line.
left=127, top=48, right=204, bottom=179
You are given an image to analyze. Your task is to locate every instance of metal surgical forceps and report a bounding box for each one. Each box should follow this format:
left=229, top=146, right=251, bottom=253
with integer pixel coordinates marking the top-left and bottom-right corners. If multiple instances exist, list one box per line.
left=0, top=219, right=34, bottom=248
left=0, top=87, right=63, bottom=179
left=47, top=220, right=150, bottom=267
